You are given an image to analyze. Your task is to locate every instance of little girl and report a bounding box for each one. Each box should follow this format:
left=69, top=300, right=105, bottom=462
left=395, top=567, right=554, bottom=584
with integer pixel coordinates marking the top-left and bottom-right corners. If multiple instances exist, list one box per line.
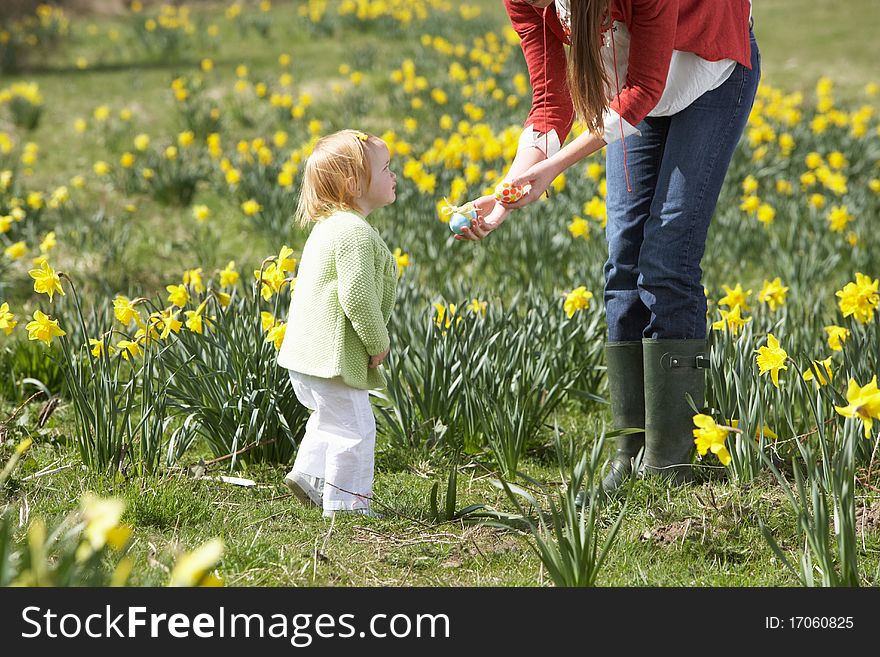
left=277, top=129, right=398, bottom=518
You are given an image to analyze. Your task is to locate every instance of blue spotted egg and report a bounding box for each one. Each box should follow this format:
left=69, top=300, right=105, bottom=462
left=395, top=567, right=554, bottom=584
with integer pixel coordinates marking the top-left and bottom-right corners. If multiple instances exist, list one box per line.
left=449, top=209, right=476, bottom=235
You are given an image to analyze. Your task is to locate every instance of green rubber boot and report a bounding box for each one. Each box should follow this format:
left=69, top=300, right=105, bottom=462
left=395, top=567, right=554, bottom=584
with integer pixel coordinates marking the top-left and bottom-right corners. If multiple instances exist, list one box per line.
left=642, top=338, right=708, bottom=484
left=601, top=341, right=646, bottom=494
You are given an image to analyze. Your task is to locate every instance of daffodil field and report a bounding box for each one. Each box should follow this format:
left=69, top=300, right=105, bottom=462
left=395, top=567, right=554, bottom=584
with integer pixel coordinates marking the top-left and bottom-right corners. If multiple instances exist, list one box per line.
left=1, top=0, right=879, bottom=587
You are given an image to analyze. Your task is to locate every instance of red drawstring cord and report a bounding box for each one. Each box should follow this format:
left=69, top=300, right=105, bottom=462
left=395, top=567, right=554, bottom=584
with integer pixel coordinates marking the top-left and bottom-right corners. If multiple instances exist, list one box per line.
left=542, top=7, right=549, bottom=159
left=609, top=21, right=632, bottom=193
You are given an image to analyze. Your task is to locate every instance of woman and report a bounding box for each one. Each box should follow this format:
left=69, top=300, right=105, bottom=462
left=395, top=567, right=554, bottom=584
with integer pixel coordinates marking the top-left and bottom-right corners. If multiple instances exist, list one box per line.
left=460, top=0, right=759, bottom=490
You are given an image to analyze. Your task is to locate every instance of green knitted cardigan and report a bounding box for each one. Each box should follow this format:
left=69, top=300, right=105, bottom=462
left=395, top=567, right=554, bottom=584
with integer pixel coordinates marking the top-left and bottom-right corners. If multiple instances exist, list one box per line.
left=277, top=210, right=398, bottom=390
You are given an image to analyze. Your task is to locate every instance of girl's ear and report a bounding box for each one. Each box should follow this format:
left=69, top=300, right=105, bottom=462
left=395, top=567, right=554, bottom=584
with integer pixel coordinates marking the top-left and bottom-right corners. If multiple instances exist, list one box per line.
left=346, top=175, right=361, bottom=199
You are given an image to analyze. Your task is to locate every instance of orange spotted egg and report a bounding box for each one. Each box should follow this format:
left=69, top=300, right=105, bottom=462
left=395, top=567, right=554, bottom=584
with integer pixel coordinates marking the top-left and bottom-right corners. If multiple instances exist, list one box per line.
left=494, top=181, right=525, bottom=204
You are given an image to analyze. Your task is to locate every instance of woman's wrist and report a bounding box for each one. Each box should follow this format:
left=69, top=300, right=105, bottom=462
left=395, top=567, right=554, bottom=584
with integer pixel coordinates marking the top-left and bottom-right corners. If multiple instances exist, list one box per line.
left=505, top=145, right=547, bottom=181
left=554, top=131, right=607, bottom=174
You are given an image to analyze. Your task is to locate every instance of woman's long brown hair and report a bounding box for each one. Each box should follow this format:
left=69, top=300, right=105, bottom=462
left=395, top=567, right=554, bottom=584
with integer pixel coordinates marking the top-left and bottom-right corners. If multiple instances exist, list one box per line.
left=567, top=0, right=612, bottom=133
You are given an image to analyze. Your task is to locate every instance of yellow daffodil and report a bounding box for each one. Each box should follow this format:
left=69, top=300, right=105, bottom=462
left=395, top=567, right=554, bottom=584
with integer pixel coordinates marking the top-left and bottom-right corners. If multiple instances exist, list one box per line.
left=568, top=216, right=590, bottom=240
left=75, top=494, right=131, bottom=561
left=739, top=194, right=760, bottom=214
left=28, top=260, right=64, bottom=301
left=692, top=414, right=731, bottom=465
left=755, top=333, right=788, bottom=388
left=4, top=241, right=27, bottom=259
left=826, top=205, right=853, bottom=233
left=718, top=284, right=752, bottom=311
left=758, top=277, right=789, bottom=311
left=113, top=295, right=143, bottom=327
left=241, top=199, right=262, bottom=215
left=266, top=322, right=286, bottom=350
left=836, top=272, right=879, bottom=324
left=563, top=286, right=593, bottom=318
left=214, top=291, right=231, bottom=308
left=582, top=196, right=607, bottom=227
left=741, top=175, right=759, bottom=194
left=192, top=205, right=210, bottom=222
left=166, top=284, right=190, bottom=308
left=89, top=337, right=115, bottom=358
left=802, top=356, right=833, bottom=387
left=183, top=267, right=205, bottom=294
left=277, top=245, right=296, bottom=272
left=117, top=339, right=141, bottom=360
left=134, top=324, right=160, bottom=348
left=168, top=538, right=224, bottom=587
left=712, top=305, right=752, bottom=335
left=25, top=310, right=66, bottom=345
left=433, top=303, right=461, bottom=332
left=468, top=298, right=487, bottom=317
left=184, top=299, right=210, bottom=334
left=254, top=263, right=287, bottom=301
left=835, top=376, right=880, bottom=438
left=39, top=231, right=56, bottom=254
left=824, top=325, right=850, bottom=352
left=260, top=311, right=276, bottom=332
left=150, top=308, right=182, bottom=340
left=134, top=133, right=150, bottom=151
left=393, top=248, right=411, bottom=275
left=0, top=302, right=17, bottom=335
left=805, top=152, right=823, bottom=169
left=219, top=261, right=239, bottom=288
left=756, top=202, right=775, bottom=226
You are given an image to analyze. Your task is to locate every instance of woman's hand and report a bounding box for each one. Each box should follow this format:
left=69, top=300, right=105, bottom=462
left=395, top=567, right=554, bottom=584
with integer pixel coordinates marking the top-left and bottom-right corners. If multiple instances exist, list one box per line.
left=455, top=194, right=510, bottom=241
left=504, top=159, right=559, bottom=209
left=368, top=347, right=390, bottom=368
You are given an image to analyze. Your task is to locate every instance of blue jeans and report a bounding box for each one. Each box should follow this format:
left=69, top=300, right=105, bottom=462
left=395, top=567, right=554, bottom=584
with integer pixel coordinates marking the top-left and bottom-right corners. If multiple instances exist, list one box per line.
left=603, top=30, right=761, bottom=341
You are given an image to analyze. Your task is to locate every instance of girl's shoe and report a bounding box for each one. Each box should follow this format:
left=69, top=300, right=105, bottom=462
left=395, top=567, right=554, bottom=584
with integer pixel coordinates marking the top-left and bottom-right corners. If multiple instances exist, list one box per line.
left=284, top=471, right=324, bottom=507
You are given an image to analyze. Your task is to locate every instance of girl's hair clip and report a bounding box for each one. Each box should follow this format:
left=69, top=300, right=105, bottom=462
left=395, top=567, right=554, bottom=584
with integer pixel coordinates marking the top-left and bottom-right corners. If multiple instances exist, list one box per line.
left=353, top=130, right=369, bottom=142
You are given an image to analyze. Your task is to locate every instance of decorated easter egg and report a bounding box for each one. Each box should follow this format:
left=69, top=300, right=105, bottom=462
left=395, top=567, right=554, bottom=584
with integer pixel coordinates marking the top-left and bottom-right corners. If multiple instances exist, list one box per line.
left=449, top=209, right=476, bottom=235
left=494, top=181, right=525, bottom=204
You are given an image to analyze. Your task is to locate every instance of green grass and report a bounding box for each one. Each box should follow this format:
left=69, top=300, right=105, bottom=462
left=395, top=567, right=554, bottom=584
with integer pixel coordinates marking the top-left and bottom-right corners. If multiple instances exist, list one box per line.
left=752, top=0, right=880, bottom=95
left=5, top=397, right=835, bottom=586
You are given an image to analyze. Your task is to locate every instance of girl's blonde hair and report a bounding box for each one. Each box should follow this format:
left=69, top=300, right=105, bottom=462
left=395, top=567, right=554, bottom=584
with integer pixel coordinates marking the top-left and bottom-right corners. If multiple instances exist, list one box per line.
left=295, top=129, right=377, bottom=228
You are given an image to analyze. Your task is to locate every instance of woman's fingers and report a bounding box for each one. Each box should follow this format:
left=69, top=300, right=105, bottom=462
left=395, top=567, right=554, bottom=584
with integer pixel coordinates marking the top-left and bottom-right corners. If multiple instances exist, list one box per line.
left=457, top=218, right=490, bottom=241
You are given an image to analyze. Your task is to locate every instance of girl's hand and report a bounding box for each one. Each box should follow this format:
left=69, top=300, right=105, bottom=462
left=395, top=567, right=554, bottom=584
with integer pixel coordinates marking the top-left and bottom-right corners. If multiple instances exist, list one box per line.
left=455, top=195, right=510, bottom=241
left=369, top=347, right=390, bottom=368
left=505, top=160, right=559, bottom=209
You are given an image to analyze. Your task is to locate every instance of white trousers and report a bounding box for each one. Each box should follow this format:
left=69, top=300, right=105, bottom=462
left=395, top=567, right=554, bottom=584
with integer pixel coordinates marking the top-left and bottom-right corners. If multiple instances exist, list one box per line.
left=287, top=370, right=376, bottom=512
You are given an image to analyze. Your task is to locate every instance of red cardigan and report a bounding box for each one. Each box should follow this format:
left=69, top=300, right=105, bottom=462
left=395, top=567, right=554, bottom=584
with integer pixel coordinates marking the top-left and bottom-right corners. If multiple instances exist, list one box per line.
left=504, top=0, right=753, bottom=143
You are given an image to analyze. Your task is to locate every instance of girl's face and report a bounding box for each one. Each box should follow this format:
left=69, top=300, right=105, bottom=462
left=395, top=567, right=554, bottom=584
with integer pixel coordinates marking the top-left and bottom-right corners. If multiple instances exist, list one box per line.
left=359, top=140, right=396, bottom=213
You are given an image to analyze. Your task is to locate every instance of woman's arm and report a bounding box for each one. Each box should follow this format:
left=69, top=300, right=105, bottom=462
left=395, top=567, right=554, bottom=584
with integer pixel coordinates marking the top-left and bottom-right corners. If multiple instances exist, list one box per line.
left=504, top=0, right=575, bottom=145
left=506, top=130, right=607, bottom=206
left=456, top=2, right=572, bottom=241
